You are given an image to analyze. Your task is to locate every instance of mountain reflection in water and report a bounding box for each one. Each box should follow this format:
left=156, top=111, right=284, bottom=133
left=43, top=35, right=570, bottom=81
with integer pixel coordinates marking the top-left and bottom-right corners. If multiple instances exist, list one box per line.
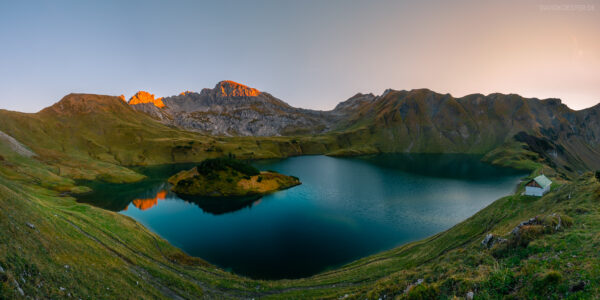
left=176, top=194, right=262, bottom=215
left=78, top=179, right=264, bottom=216
left=122, top=189, right=262, bottom=215
left=129, top=190, right=167, bottom=211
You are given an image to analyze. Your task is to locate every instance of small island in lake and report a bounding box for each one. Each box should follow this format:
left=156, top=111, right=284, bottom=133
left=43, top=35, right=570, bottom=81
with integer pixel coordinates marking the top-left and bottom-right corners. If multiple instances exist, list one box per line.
left=168, top=157, right=301, bottom=197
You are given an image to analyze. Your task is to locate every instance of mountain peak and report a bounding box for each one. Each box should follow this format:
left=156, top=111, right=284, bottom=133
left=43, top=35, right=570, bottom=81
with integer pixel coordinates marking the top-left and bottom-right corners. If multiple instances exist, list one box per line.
left=214, top=80, right=261, bottom=97
left=128, top=91, right=165, bottom=108
left=40, top=93, right=129, bottom=115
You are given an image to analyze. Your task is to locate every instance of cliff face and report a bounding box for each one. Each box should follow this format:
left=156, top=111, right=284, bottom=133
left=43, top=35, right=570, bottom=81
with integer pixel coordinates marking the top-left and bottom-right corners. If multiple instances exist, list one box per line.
left=128, top=91, right=165, bottom=108
left=128, top=81, right=339, bottom=136
left=212, top=80, right=261, bottom=97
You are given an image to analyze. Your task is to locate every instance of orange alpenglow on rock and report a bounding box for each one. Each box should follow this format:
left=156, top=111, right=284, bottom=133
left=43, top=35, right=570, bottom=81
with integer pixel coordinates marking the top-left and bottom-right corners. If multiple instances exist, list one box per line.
left=131, top=190, right=167, bottom=211
left=179, top=91, right=194, bottom=96
left=118, top=95, right=126, bottom=102
left=215, top=80, right=261, bottom=97
left=128, top=91, right=165, bottom=108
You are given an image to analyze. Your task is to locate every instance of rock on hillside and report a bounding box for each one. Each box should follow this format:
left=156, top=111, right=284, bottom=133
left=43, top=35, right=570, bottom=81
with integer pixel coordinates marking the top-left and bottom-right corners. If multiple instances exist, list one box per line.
left=126, top=91, right=172, bottom=121
left=0, top=130, right=36, bottom=157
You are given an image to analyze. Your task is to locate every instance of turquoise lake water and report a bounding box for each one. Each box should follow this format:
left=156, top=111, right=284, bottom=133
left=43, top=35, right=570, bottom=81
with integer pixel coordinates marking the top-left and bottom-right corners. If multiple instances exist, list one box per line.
left=77, top=154, right=526, bottom=279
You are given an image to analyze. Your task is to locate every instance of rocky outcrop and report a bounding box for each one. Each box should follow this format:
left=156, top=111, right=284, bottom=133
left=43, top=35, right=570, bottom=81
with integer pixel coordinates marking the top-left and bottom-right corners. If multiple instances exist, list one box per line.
left=212, top=80, right=260, bottom=97
left=0, top=130, right=36, bottom=157
left=483, top=214, right=573, bottom=252
left=128, top=91, right=165, bottom=108
left=481, top=233, right=507, bottom=249
left=128, top=102, right=172, bottom=122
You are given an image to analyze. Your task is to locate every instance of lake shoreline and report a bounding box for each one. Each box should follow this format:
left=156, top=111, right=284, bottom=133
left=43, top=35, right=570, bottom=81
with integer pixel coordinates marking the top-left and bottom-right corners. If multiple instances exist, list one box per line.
left=76, top=154, right=527, bottom=279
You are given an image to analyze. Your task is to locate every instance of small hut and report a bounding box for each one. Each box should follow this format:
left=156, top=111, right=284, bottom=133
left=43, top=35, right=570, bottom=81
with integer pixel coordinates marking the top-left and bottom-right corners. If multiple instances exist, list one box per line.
left=524, top=175, right=552, bottom=196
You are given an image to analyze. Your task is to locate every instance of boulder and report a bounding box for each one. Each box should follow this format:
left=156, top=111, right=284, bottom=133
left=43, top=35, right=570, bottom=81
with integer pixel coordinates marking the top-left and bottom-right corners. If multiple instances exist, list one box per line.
left=481, top=233, right=507, bottom=249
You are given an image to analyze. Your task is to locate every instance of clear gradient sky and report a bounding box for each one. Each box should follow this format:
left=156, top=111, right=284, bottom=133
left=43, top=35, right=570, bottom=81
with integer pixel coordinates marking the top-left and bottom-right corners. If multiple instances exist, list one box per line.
left=1, top=0, right=599, bottom=112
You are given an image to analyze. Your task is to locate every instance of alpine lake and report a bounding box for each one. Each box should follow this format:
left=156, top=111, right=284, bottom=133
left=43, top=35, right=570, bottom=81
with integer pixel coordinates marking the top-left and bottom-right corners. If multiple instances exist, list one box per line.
left=76, top=154, right=526, bottom=279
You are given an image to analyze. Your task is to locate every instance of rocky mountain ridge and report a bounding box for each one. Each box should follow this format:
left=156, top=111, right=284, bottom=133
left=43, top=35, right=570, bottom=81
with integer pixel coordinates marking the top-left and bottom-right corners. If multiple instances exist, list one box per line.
left=128, top=91, right=165, bottom=108
left=119, top=81, right=600, bottom=172
left=126, top=80, right=343, bottom=136
left=10, top=82, right=599, bottom=175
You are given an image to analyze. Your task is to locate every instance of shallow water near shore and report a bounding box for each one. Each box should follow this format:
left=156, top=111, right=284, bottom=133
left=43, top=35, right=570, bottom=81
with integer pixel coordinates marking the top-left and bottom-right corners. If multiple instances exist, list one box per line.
left=77, top=154, right=526, bottom=279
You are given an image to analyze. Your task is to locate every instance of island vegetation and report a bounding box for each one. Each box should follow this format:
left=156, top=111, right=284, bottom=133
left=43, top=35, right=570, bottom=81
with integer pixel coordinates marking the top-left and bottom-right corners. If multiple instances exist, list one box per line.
left=168, top=157, right=301, bottom=197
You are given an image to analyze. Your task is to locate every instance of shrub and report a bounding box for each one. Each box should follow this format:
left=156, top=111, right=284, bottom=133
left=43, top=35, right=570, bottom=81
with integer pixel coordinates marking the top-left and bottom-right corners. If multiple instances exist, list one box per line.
left=0, top=155, right=4, bottom=161
left=515, top=225, right=545, bottom=247
left=483, top=268, right=516, bottom=296
left=178, top=179, right=194, bottom=187
left=539, top=214, right=573, bottom=230
left=197, top=157, right=259, bottom=176
left=532, top=270, right=564, bottom=296
left=439, top=277, right=469, bottom=296
left=257, top=176, right=263, bottom=183
left=206, top=173, right=220, bottom=181
left=595, top=171, right=600, bottom=181
left=406, top=284, right=439, bottom=300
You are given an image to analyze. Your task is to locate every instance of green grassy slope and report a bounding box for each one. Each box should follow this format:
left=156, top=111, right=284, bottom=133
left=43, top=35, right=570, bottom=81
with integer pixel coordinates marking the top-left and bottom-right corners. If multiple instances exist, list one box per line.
left=1, top=133, right=599, bottom=298
left=1, top=92, right=598, bottom=182
left=1, top=92, right=600, bottom=298
left=328, top=89, right=600, bottom=174
left=0, top=94, right=342, bottom=187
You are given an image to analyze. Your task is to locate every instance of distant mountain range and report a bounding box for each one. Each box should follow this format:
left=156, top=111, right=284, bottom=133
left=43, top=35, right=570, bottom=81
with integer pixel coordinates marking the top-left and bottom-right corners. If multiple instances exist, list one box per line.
left=0, top=80, right=598, bottom=181
left=121, top=80, right=600, bottom=171
left=125, top=80, right=343, bottom=136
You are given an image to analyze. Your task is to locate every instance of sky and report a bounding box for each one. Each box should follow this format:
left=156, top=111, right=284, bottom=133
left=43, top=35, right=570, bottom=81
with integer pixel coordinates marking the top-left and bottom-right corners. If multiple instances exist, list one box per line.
left=0, top=0, right=599, bottom=112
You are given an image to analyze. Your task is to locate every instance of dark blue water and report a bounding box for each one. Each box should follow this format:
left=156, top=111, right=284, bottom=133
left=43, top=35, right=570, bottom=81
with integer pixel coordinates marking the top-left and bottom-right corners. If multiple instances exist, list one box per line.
left=77, top=154, right=525, bottom=279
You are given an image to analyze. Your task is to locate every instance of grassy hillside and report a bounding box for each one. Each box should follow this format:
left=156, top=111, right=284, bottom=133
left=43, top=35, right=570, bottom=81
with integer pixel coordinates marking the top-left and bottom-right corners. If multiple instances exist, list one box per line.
left=0, top=94, right=341, bottom=187
left=1, top=128, right=599, bottom=298
left=328, top=89, right=600, bottom=174
left=1, top=92, right=599, bottom=298
left=1, top=92, right=598, bottom=183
